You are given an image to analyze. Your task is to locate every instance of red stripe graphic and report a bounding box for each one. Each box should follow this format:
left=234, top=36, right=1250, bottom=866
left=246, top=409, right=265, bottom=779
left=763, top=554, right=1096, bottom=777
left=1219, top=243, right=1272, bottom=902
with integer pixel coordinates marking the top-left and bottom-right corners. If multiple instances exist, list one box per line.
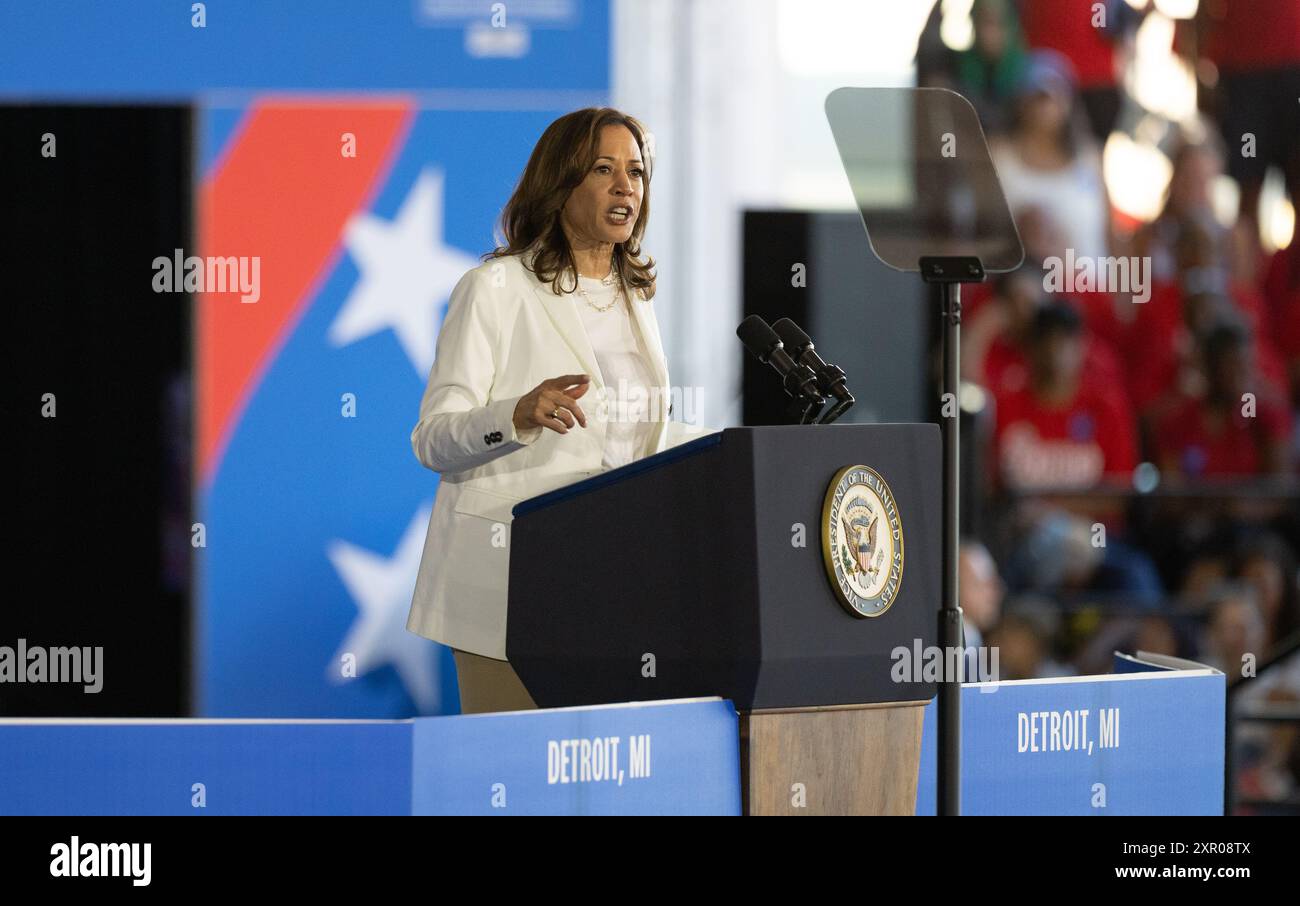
left=197, top=98, right=413, bottom=485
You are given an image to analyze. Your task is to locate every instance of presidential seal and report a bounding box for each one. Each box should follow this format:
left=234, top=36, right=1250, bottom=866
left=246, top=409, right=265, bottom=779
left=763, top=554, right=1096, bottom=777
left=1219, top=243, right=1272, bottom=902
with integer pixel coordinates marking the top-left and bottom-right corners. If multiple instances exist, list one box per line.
left=821, top=464, right=904, bottom=618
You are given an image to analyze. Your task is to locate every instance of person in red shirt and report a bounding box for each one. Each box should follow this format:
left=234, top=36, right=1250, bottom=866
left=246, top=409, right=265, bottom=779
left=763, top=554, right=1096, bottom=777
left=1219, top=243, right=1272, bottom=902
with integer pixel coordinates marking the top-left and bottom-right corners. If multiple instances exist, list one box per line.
left=1126, top=218, right=1289, bottom=419
left=1262, top=241, right=1300, bottom=404
left=993, top=302, right=1138, bottom=491
left=1194, top=0, right=1300, bottom=246
left=1154, top=319, right=1294, bottom=477
left=966, top=264, right=1126, bottom=399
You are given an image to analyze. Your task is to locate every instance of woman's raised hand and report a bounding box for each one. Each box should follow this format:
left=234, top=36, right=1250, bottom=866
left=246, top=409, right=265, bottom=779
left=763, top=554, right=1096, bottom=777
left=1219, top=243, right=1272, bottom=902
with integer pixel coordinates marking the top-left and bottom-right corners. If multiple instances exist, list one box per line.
left=512, top=374, right=591, bottom=435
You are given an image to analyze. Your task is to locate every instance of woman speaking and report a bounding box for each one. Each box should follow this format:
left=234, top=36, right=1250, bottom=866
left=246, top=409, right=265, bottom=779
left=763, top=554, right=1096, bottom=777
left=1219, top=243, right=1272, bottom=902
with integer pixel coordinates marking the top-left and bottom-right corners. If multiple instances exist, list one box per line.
left=406, top=108, right=706, bottom=714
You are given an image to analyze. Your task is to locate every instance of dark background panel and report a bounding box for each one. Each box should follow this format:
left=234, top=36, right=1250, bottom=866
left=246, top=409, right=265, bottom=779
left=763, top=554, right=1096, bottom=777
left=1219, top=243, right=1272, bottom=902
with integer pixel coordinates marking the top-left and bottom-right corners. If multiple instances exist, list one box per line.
left=807, top=212, right=929, bottom=425
left=2, top=106, right=191, bottom=716
left=740, top=210, right=930, bottom=427
left=740, top=211, right=813, bottom=427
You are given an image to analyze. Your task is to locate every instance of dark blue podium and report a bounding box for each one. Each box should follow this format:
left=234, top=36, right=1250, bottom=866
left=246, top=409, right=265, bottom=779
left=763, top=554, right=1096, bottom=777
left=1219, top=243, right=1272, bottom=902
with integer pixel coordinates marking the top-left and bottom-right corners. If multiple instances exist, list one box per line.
left=507, top=424, right=942, bottom=813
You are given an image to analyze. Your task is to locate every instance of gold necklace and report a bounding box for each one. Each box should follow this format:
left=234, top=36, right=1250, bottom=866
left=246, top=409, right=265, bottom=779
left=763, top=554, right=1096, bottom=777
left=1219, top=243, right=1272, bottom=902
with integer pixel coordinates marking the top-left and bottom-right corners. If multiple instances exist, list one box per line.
left=576, top=271, right=622, bottom=313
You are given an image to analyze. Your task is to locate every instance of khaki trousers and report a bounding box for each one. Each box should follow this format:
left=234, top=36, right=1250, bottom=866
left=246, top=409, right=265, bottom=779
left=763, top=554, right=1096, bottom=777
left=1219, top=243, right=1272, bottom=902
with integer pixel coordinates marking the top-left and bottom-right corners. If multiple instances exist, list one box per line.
left=452, top=649, right=538, bottom=714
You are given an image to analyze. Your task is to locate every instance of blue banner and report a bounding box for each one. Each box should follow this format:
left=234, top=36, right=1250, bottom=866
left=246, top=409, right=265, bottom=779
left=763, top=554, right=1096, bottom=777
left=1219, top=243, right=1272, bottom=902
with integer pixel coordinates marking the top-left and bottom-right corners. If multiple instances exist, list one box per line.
left=915, top=665, right=1225, bottom=815
left=0, top=721, right=413, bottom=815
left=0, top=0, right=608, bottom=98
left=0, top=699, right=740, bottom=816
left=412, top=698, right=741, bottom=815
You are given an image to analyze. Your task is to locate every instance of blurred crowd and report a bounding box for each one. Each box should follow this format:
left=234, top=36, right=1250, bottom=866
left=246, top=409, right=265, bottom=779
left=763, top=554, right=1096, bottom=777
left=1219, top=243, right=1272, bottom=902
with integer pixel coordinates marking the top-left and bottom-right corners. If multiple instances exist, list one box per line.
left=917, top=0, right=1300, bottom=810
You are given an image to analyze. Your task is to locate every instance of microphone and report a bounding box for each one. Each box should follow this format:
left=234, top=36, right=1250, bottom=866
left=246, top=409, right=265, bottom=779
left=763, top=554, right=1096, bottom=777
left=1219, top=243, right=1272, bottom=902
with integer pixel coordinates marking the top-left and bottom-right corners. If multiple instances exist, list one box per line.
left=771, top=318, right=855, bottom=425
left=736, top=315, right=825, bottom=422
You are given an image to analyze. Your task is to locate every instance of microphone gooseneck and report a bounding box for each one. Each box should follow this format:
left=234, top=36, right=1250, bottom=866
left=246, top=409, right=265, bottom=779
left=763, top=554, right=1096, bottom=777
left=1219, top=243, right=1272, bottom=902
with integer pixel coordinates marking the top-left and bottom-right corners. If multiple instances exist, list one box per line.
left=771, top=318, right=855, bottom=425
left=736, top=315, right=826, bottom=422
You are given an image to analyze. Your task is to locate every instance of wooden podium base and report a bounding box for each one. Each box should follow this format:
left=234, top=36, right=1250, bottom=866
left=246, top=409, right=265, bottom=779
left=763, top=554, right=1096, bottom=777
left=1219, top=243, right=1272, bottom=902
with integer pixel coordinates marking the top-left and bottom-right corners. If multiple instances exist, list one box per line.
left=739, top=700, right=928, bottom=815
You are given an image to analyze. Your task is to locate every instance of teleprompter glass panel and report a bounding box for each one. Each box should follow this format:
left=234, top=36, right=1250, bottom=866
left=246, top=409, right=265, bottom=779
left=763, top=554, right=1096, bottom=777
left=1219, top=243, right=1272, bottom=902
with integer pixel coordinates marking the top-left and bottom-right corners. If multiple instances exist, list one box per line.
left=824, top=87, right=1024, bottom=274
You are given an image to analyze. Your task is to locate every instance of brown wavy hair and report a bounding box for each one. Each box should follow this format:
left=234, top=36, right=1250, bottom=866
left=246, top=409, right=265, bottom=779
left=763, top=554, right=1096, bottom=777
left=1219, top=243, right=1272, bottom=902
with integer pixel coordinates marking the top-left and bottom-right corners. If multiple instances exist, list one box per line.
left=485, top=107, right=656, bottom=300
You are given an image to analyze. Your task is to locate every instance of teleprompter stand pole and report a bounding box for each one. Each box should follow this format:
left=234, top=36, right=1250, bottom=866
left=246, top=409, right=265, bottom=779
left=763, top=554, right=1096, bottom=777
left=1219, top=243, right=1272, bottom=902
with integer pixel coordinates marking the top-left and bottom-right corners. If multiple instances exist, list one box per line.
left=920, top=256, right=985, bottom=817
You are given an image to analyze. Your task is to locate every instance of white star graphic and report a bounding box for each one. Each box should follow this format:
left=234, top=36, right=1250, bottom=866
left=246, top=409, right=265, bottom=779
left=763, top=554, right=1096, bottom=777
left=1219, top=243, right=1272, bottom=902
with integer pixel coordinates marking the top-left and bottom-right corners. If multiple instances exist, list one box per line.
left=331, top=167, right=479, bottom=376
left=327, top=504, right=442, bottom=713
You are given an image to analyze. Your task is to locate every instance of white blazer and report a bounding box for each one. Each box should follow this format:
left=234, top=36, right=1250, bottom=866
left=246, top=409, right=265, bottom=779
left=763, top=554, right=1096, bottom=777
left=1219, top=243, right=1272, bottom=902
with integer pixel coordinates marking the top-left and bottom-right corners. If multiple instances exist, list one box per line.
left=407, top=248, right=712, bottom=659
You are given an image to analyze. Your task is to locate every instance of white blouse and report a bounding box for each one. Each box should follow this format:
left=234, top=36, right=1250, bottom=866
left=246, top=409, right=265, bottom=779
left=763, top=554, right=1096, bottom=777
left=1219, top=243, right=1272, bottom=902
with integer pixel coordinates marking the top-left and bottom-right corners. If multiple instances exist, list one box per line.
left=575, top=273, right=659, bottom=470
left=990, top=144, right=1109, bottom=263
